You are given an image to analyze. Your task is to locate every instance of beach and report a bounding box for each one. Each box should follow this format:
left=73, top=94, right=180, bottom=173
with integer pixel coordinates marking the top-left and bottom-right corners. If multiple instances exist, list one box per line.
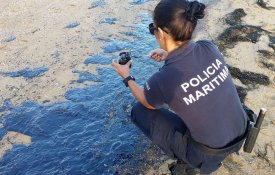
left=0, top=0, right=274, bottom=174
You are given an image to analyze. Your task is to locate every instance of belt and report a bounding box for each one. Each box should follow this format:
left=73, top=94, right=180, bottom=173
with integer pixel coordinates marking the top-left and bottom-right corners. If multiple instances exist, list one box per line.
left=191, top=120, right=250, bottom=156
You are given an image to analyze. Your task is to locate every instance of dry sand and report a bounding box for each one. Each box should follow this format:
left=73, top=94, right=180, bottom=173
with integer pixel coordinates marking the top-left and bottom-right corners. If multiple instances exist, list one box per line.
left=0, top=0, right=274, bottom=174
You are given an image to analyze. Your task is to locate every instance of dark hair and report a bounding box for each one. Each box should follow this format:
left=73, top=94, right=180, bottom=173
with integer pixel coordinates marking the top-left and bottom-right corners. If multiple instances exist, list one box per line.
left=154, top=0, right=206, bottom=41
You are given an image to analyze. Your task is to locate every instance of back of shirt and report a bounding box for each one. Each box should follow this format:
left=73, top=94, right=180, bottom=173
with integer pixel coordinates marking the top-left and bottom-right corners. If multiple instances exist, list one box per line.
left=144, top=40, right=247, bottom=148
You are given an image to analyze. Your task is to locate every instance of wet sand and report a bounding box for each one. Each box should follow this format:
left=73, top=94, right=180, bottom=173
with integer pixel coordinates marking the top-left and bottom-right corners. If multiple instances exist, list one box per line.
left=0, top=0, right=274, bottom=174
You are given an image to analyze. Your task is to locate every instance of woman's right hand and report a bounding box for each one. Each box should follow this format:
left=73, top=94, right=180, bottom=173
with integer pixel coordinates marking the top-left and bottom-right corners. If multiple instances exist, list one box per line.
left=149, top=49, right=168, bottom=62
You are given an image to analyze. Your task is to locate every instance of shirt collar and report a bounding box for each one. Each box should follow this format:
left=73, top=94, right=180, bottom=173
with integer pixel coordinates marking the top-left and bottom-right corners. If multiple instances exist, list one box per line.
left=164, top=40, right=196, bottom=65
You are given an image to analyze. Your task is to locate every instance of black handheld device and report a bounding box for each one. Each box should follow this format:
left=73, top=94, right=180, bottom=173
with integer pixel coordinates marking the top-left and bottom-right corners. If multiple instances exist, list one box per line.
left=119, top=52, right=131, bottom=68
left=243, top=108, right=267, bottom=153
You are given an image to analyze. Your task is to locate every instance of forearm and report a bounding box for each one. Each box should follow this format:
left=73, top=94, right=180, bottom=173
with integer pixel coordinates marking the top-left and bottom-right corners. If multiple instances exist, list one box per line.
left=128, top=80, right=155, bottom=110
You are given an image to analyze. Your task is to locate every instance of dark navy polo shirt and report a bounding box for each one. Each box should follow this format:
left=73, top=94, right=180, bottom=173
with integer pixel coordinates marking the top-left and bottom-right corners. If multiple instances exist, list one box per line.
left=144, top=40, right=247, bottom=148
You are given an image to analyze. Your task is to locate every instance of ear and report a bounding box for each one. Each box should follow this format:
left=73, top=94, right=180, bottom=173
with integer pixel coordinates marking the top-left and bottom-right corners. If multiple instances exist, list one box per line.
left=157, top=28, right=165, bottom=40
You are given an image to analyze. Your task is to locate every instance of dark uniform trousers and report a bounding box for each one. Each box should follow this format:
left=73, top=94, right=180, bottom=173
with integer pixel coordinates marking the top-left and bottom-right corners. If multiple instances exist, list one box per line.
left=131, top=103, right=233, bottom=175
left=131, top=103, right=194, bottom=163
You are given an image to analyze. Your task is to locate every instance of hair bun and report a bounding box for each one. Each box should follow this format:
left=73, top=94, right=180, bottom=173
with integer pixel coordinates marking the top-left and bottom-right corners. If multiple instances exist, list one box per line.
left=186, top=1, right=206, bottom=23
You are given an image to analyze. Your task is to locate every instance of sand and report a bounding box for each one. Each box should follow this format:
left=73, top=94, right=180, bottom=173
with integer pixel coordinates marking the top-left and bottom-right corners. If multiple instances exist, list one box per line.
left=0, top=0, right=274, bottom=174
left=0, top=131, right=31, bottom=159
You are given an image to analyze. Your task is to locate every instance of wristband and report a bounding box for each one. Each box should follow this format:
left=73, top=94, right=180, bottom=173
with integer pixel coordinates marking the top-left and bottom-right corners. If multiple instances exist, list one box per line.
left=123, top=76, right=135, bottom=87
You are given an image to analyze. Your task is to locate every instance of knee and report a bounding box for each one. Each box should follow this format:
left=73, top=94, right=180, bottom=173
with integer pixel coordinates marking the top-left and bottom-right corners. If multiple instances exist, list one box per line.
left=131, top=102, right=145, bottom=122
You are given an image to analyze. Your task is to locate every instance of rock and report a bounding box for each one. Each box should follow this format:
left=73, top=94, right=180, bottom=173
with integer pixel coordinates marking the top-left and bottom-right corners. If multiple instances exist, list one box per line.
left=225, top=8, right=247, bottom=26
left=255, top=142, right=275, bottom=166
left=158, top=159, right=176, bottom=175
left=266, top=145, right=275, bottom=165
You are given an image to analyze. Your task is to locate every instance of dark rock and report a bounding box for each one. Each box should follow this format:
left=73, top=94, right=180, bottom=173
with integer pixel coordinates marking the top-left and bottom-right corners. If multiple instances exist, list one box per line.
left=218, top=25, right=267, bottom=52
left=225, top=9, right=247, bottom=26
left=228, top=65, right=270, bottom=87
left=0, top=67, right=49, bottom=79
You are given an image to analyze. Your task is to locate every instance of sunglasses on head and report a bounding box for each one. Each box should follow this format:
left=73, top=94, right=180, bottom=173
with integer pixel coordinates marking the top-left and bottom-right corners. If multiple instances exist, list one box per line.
left=148, top=23, right=169, bottom=35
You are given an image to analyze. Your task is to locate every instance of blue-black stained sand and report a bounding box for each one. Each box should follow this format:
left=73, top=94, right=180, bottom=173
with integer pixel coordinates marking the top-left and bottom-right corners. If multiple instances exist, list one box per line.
left=65, top=22, right=80, bottom=29
left=0, top=67, right=49, bottom=79
left=71, top=70, right=101, bottom=84
left=84, top=54, right=112, bottom=65
left=89, top=0, right=106, bottom=9
left=100, top=18, right=118, bottom=25
left=2, top=35, right=16, bottom=43
left=130, top=0, right=150, bottom=5
left=0, top=12, right=164, bottom=175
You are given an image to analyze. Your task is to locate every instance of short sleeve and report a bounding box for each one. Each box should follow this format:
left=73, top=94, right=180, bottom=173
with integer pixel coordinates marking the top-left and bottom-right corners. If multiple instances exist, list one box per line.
left=144, top=73, right=165, bottom=108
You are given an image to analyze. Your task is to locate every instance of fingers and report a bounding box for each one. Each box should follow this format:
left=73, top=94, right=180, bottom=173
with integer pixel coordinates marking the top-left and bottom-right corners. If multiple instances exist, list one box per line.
left=112, top=59, right=120, bottom=68
left=112, top=59, right=132, bottom=68
left=126, top=60, right=133, bottom=66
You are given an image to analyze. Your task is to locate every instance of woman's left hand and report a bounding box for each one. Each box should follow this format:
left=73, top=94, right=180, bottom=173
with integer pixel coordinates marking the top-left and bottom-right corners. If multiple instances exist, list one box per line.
left=112, top=59, right=132, bottom=78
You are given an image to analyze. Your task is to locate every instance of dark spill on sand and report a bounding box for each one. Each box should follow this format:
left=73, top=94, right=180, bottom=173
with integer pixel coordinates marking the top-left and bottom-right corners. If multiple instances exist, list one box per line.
left=257, top=0, right=275, bottom=10
left=217, top=8, right=272, bottom=102
left=0, top=12, right=165, bottom=175
left=1, top=4, right=273, bottom=175
left=88, top=0, right=106, bottom=9
left=2, top=35, right=16, bottom=43
left=0, top=67, right=49, bottom=79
